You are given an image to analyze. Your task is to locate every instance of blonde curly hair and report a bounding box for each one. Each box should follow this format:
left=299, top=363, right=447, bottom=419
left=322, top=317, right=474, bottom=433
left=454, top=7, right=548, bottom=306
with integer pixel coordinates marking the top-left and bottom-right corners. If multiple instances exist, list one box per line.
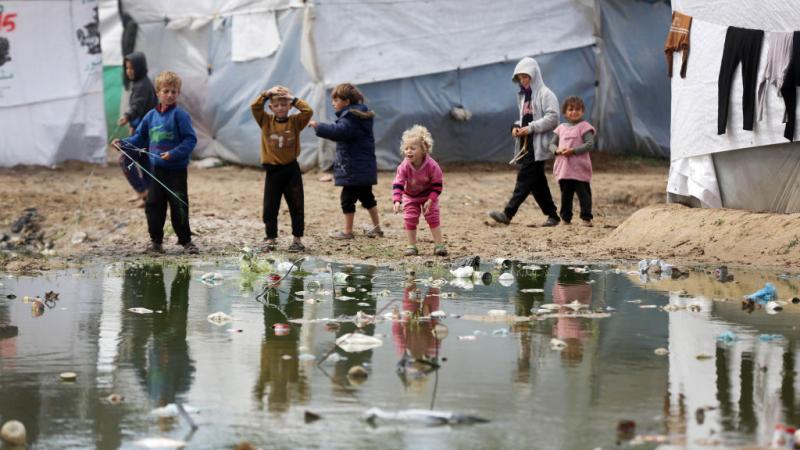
left=155, top=71, right=182, bottom=92
left=400, top=125, right=434, bottom=155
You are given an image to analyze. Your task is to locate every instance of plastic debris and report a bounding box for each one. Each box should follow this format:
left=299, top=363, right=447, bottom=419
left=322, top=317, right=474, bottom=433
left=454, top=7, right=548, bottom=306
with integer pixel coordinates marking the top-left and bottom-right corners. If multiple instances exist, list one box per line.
left=207, top=311, right=233, bottom=325
left=150, top=403, right=200, bottom=418
left=746, top=283, right=777, bottom=304
left=59, top=371, right=77, bottom=381
left=473, top=330, right=487, bottom=336
left=766, top=300, right=784, bottom=314
left=487, top=309, right=507, bottom=317
left=1, top=420, right=27, bottom=446
left=347, top=365, right=369, bottom=384
left=520, top=288, right=544, bottom=293
left=336, top=333, right=383, bottom=352
left=298, top=353, right=316, bottom=361
left=492, top=328, right=510, bottom=336
left=337, top=295, right=356, bottom=301
left=450, top=266, right=474, bottom=278
left=492, top=258, right=512, bottom=269
left=759, top=334, right=784, bottom=342
left=192, top=156, right=224, bottom=169
left=273, top=323, right=290, bottom=336
left=626, top=299, right=642, bottom=304
left=654, top=348, right=669, bottom=356
left=128, top=307, right=153, bottom=314
left=354, top=311, right=374, bottom=328
left=199, top=272, right=223, bottom=286
left=364, top=408, right=490, bottom=426
left=498, top=273, right=514, bottom=286
left=563, top=300, right=590, bottom=312
left=458, top=335, right=477, bottom=341
left=717, top=331, right=737, bottom=343
left=333, top=272, right=349, bottom=283
left=305, top=410, right=322, bottom=424
left=430, top=310, right=447, bottom=318
left=433, top=323, right=449, bottom=339
left=71, top=231, right=87, bottom=244
left=276, top=261, right=297, bottom=273
left=452, top=255, right=481, bottom=270
left=449, top=278, right=474, bottom=290
left=616, top=419, right=636, bottom=443
left=550, top=338, right=567, bottom=350
left=696, top=353, right=713, bottom=360
left=639, top=305, right=658, bottom=309
left=106, top=393, right=124, bottom=404
left=714, top=265, right=734, bottom=282
left=132, top=437, right=187, bottom=448
left=346, top=286, right=356, bottom=293
left=520, top=265, right=542, bottom=271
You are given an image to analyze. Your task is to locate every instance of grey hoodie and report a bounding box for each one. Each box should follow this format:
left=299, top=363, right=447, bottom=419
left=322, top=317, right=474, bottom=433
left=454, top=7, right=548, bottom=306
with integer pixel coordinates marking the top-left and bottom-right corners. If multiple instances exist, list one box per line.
left=512, top=57, right=559, bottom=162
left=123, top=52, right=158, bottom=128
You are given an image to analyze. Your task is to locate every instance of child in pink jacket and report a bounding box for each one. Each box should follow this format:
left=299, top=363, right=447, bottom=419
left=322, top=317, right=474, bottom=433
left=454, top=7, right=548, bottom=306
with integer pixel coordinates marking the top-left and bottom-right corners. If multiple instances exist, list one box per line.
left=392, top=125, right=447, bottom=257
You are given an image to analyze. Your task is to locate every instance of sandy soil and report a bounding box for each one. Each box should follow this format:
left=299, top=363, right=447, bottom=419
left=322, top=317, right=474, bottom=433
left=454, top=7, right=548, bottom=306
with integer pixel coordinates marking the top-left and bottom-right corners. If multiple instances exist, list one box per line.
left=0, top=151, right=798, bottom=273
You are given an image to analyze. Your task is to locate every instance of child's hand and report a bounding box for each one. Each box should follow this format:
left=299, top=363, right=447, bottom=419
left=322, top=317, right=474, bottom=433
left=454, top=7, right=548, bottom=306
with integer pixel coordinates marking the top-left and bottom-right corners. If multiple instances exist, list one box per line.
left=423, top=199, right=432, bottom=214
left=117, top=116, right=128, bottom=126
left=562, top=148, right=575, bottom=157
left=513, top=127, right=529, bottom=137
left=393, top=201, right=402, bottom=214
left=308, top=120, right=318, bottom=129
left=161, top=152, right=171, bottom=160
left=111, top=138, right=121, bottom=147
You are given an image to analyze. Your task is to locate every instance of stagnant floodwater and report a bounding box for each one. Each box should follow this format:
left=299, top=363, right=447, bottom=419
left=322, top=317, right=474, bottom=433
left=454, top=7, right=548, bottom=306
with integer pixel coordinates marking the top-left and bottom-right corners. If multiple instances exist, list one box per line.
left=1, top=258, right=799, bottom=449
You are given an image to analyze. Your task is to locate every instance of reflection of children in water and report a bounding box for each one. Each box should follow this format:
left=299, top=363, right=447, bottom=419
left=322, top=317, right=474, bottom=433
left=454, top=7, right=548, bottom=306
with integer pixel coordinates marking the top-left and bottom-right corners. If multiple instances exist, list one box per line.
left=255, top=275, right=307, bottom=412
left=513, top=263, right=549, bottom=382
left=331, top=265, right=377, bottom=389
left=392, top=281, right=443, bottom=390
left=121, top=264, right=195, bottom=409
left=552, top=266, right=592, bottom=365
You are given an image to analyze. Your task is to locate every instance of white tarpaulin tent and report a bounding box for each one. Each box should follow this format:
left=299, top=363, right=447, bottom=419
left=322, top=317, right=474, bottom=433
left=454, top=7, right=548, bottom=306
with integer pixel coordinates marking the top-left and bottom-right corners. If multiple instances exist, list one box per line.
left=668, top=0, right=800, bottom=211
left=0, top=0, right=106, bottom=167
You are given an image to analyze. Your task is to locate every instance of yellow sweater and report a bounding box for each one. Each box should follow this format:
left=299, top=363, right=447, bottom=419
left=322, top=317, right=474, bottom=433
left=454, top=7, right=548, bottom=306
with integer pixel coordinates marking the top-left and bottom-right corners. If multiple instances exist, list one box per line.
left=250, top=94, right=313, bottom=165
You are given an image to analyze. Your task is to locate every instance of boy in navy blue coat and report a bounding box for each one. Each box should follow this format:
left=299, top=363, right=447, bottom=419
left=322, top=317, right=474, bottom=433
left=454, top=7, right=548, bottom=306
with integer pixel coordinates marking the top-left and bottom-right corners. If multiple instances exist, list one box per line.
left=114, top=71, right=198, bottom=254
left=309, top=83, right=383, bottom=240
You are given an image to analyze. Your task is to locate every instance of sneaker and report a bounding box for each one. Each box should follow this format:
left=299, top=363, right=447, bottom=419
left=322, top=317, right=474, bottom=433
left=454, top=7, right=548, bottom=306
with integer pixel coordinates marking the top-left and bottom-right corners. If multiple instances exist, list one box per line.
left=330, top=230, right=354, bottom=240
left=262, top=238, right=277, bottom=251
left=364, top=226, right=384, bottom=238
left=581, top=220, right=593, bottom=227
left=434, top=243, right=448, bottom=257
left=182, top=241, right=199, bottom=254
left=287, top=241, right=306, bottom=253
left=488, top=210, right=510, bottom=225
left=541, top=217, right=560, bottom=227
left=146, top=241, right=164, bottom=254
left=404, top=245, right=419, bottom=257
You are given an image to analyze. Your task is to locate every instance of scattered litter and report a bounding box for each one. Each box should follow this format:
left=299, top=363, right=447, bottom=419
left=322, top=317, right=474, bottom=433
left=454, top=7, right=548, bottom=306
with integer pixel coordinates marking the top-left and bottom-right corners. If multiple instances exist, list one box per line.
left=458, top=335, right=477, bottom=341
left=550, top=338, right=567, bottom=350
left=306, top=280, right=321, bottom=293
left=71, top=231, right=88, bottom=244
left=626, top=299, right=642, bottom=304
left=227, top=328, right=243, bottom=333
left=433, top=323, right=449, bottom=339
left=337, top=295, right=356, bottom=301
left=616, top=419, right=636, bottom=443
left=520, top=288, right=544, bottom=293
left=1, top=420, right=27, bottom=446
left=498, top=273, right=514, bottom=286
left=492, top=258, right=512, bottom=269
left=449, top=278, right=474, bottom=290
left=696, top=353, right=713, bottom=360
left=346, top=286, right=356, bottom=293
left=281, top=355, right=292, bottom=360
left=364, top=407, right=490, bottom=426
left=629, top=434, right=668, bottom=445
left=450, top=266, right=475, bottom=278
left=654, top=348, right=669, bottom=356
left=322, top=353, right=348, bottom=364
left=540, top=304, right=560, bottom=310
left=717, top=331, right=738, bottom=343
left=276, top=261, right=298, bottom=273
left=376, top=289, right=391, bottom=296
left=714, top=265, right=734, bottom=282
left=336, top=333, right=383, bottom=353
left=746, top=282, right=777, bottom=304
left=439, top=292, right=457, bottom=299
left=59, top=371, right=77, bottom=381
left=452, top=255, right=481, bottom=270
left=294, top=291, right=307, bottom=297
left=759, top=334, right=784, bottom=342
left=273, top=323, right=290, bottom=336
left=430, top=310, right=447, bottom=318
left=563, top=300, right=590, bottom=312
left=357, top=302, right=370, bottom=307
left=106, top=394, right=124, bottom=404
left=662, top=304, right=683, bottom=312
left=128, top=307, right=153, bottom=314
left=199, top=272, right=223, bottom=286
left=569, top=266, right=588, bottom=273
left=487, top=309, right=507, bottom=317
left=520, top=265, right=542, bottom=271
left=207, top=311, right=233, bottom=325
left=639, top=305, right=658, bottom=309
left=347, top=365, right=369, bottom=384
left=132, top=437, right=187, bottom=448
left=192, top=156, right=224, bottom=169
left=354, top=311, right=374, bottom=328
left=298, top=353, right=316, bottom=361
left=305, top=410, right=322, bottom=424
left=333, top=272, right=350, bottom=283
left=492, top=328, right=509, bottom=337
left=766, top=300, right=784, bottom=314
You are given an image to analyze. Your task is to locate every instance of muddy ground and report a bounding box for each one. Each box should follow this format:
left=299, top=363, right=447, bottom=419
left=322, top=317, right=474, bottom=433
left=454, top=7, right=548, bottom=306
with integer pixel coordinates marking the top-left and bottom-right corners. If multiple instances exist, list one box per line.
left=1, top=151, right=799, bottom=273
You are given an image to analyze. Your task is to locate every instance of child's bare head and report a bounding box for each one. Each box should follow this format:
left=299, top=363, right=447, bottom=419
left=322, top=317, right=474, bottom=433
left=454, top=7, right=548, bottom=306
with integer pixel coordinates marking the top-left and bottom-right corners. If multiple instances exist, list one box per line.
left=155, top=71, right=182, bottom=92
left=561, top=96, right=585, bottom=114
left=400, top=125, right=434, bottom=155
left=268, top=96, right=292, bottom=118
left=331, top=83, right=364, bottom=105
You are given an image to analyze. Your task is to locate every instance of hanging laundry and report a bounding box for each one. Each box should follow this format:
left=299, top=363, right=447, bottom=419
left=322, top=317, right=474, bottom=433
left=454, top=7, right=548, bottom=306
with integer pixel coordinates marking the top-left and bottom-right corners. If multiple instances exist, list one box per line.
left=664, top=11, right=693, bottom=78
left=757, top=32, right=793, bottom=122
left=717, top=26, right=764, bottom=135
left=781, top=31, right=800, bottom=141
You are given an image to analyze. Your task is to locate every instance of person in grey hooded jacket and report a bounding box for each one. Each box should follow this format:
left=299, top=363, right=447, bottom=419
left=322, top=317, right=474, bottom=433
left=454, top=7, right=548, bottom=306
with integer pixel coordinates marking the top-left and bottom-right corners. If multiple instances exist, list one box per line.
left=489, top=57, right=561, bottom=227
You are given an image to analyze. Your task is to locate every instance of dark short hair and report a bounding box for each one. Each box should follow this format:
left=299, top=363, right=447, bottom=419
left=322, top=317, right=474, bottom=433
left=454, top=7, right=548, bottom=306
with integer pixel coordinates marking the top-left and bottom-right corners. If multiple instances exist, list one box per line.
left=561, top=96, right=585, bottom=114
left=331, top=83, right=364, bottom=104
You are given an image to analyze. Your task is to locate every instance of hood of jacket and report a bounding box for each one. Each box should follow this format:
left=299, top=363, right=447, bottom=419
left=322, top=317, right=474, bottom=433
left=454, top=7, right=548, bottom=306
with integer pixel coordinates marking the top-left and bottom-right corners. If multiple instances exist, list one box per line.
left=336, top=103, right=376, bottom=120
left=512, top=56, right=546, bottom=99
left=124, top=51, right=149, bottom=82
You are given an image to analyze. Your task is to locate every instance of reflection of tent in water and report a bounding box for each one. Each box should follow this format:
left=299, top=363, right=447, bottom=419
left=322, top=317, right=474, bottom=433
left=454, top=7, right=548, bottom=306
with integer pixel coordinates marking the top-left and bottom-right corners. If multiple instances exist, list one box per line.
left=82, top=0, right=671, bottom=172
left=665, top=292, right=800, bottom=446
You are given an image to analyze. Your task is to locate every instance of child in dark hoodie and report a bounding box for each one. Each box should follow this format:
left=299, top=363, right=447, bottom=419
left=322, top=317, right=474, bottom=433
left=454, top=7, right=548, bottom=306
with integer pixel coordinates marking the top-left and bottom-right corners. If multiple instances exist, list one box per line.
left=118, top=52, right=158, bottom=207
left=309, top=83, right=383, bottom=240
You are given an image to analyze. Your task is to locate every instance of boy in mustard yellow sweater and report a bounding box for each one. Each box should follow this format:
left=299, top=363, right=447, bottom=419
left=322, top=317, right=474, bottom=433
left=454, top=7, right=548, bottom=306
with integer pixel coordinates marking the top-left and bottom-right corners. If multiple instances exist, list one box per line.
left=251, top=85, right=313, bottom=252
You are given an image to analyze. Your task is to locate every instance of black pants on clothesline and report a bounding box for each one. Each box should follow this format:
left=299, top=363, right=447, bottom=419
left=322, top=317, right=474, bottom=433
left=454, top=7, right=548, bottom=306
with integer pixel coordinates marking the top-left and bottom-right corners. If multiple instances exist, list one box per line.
left=717, top=26, right=764, bottom=135
left=780, top=31, right=800, bottom=141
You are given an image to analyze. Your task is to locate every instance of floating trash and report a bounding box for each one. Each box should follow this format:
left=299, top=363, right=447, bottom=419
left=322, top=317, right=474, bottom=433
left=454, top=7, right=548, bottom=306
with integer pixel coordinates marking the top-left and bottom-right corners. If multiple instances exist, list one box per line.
left=430, top=310, right=447, bottom=318
left=59, top=371, right=77, bottom=381
left=450, top=266, right=474, bottom=278
left=333, top=272, right=350, bottom=283
left=654, top=348, right=669, bottom=356
left=128, top=307, right=153, bottom=314
left=0, top=420, right=26, bottom=446
left=550, top=338, right=567, bottom=350
left=306, top=280, right=321, bottom=293
left=498, top=273, right=514, bottom=286
left=305, top=410, right=322, bottom=424
left=520, top=288, right=544, bottom=293
left=106, top=394, right=124, bottom=404
left=759, top=334, right=784, bottom=342
left=346, top=286, right=356, bottom=293
left=487, top=309, right=507, bottom=317
left=273, top=323, right=290, bottom=336
left=662, top=304, right=682, bottom=312
left=716, top=331, right=737, bottom=343
left=492, top=328, right=510, bottom=337
left=563, top=300, right=589, bottom=312
left=639, top=305, right=658, bottom=309
left=357, top=302, right=370, bottom=307
left=347, top=365, right=369, bottom=385
left=364, top=407, right=490, bottom=426
left=150, top=403, right=200, bottom=418
left=199, top=272, right=223, bottom=286
left=276, top=261, right=298, bottom=273
left=207, top=311, right=233, bottom=325
left=432, top=323, right=449, bottom=340
left=298, top=353, right=316, bottom=361
left=337, top=295, right=356, bottom=301
left=336, top=333, right=383, bottom=353
left=696, top=353, right=713, bottom=360
left=520, top=265, right=542, bottom=271
left=746, top=283, right=777, bottom=304
left=626, top=299, right=642, bottom=304
left=458, top=335, right=477, bottom=341
left=439, top=292, right=457, bottom=299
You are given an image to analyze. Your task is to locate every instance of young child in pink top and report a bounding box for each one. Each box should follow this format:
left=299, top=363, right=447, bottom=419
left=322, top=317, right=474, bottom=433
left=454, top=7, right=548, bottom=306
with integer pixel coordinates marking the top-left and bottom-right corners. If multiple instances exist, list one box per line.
left=550, top=96, right=596, bottom=227
left=392, top=125, right=447, bottom=257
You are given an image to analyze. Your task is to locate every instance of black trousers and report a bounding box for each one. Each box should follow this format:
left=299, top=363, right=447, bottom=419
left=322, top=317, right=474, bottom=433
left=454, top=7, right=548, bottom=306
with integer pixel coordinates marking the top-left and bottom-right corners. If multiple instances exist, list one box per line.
left=503, top=160, right=558, bottom=220
left=717, top=26, right=764, bottom=135
left=558, top=179, right=593, bottom=222
left=781, top=31, right=800, bottom=141
left=146, top=167, right=191, bottom=245
left=263, top=160, right=304, bottom=239
left=340, top=185, right=377, bottom=214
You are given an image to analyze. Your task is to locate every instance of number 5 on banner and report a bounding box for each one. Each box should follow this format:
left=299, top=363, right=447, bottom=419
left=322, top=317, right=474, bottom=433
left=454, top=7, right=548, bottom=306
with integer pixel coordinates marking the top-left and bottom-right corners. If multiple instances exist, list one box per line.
left=0, top=8, right=17, bottom=33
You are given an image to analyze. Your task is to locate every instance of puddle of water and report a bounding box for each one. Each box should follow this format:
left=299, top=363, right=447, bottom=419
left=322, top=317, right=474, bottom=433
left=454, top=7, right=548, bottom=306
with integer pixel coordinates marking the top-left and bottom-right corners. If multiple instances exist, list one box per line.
left=0, top=259, right=799, bottom=449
